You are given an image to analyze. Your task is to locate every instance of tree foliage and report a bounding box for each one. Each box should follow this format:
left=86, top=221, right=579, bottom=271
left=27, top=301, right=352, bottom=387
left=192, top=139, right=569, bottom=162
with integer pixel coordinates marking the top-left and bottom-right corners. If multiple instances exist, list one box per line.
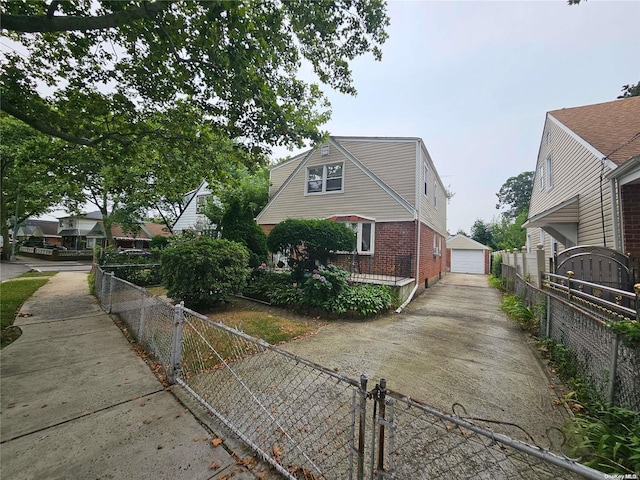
left=618, top=81, right=640, bottom=98
left=160, top=237, right=249, bottom=308
left=267, top=219, right=356, bottom=276
left=470, top=219, right=496, bottom=250
left=0, top=114, right=83, bottom=259
left=495, top=171, right=534, bottom=220
left=1, top=1, right=389, bottom=152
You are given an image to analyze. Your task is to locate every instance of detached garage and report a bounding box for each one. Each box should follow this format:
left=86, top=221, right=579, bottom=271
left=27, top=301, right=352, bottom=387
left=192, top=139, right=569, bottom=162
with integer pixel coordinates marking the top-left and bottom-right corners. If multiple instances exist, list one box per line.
left=446, top=234, right=490, bottom=274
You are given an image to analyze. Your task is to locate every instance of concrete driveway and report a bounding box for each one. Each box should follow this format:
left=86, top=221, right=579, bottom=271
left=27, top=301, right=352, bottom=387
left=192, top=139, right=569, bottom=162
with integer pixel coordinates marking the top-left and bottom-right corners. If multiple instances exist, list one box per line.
left=280, top=273, right=570, bottom=447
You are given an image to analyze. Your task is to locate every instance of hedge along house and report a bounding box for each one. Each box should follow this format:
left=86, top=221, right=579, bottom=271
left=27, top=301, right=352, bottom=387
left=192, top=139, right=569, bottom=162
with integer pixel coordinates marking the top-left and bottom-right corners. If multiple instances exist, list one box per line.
left=523, top=96, right=640, bottom=269
left=256, top=136, right=448, bottom=302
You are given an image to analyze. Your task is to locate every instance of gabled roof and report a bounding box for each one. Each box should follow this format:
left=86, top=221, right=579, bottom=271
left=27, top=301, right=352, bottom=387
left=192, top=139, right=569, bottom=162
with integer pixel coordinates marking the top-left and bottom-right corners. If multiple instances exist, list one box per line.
left=59, top=211, right=104, bottom=220
left=549, top=96, right=640, bottom=166
left=446, top=234, right=490, bottom=250
left=21, top=219, right=60, bottom=236
left=142, top=222, right=172, bottom=238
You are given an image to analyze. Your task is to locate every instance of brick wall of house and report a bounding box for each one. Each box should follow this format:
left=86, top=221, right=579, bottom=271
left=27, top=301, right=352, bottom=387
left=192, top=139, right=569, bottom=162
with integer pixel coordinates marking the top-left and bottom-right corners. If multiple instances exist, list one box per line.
left=621, top=183, right=640, bottom=261
left=418, top=223, right=446, bottom=287
left=260, top=224, right=275, bottom=236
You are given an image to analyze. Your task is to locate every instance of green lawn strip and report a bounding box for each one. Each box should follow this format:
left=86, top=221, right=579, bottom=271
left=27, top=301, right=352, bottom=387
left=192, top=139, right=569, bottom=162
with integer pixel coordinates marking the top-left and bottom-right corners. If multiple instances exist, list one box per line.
left=1, top=277, right=50, bottom=348
left=18, top=271, right=58, bottom=278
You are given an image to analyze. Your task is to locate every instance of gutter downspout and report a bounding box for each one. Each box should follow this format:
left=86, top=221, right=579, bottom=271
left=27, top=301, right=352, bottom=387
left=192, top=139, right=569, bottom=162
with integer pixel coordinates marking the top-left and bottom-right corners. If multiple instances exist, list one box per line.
left=398, top=140, right=422, bottom=314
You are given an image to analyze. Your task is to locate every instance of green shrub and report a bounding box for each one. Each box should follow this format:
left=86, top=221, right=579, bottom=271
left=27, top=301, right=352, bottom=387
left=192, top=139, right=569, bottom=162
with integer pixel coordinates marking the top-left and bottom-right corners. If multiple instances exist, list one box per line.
left=220, top=197, right=268, bottom=267
left=299, top=265, right=349, bottom=308
left=500, top=294, right=537, bottom=332
left=491, top=253, right=502, bottom=278
left=608, top=320, right=640, bottom=348
left=161, top=237, right=249, bottom=308
left=88, top=271, right=96, bottom=295
left=267, top=219, right=355, bottom=278
left=327, top=283, right=393, bottom=316
left=149, top=235, right=170, bottom=250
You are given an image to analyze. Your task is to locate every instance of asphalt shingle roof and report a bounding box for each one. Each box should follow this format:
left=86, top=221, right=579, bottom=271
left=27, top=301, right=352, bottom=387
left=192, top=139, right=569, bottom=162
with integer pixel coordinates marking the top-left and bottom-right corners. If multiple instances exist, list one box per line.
left=549, top=96, right=640, bottom=166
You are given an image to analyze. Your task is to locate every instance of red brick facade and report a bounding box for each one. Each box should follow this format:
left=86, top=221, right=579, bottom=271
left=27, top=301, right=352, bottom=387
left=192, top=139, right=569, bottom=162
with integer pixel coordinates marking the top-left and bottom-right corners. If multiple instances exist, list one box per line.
left=621, top=183, right=640, bottom=261
left=260, top=220, right=447, bottom=287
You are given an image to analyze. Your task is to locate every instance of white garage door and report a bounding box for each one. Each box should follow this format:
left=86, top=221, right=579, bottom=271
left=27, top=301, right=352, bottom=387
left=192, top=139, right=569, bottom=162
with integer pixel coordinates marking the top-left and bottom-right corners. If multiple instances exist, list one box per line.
left=451, top=249, right=485, bottom=274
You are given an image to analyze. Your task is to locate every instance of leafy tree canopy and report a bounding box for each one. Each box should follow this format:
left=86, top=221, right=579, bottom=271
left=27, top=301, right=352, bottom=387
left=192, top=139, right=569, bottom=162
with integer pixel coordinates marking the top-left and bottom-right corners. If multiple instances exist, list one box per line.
left=0, top=114, right=84, bottom=259
left=495, top=171, right=534, bottom=220
left=618, top=81, right=640, bottom=98
left=1, top=1, right=390, bottom=152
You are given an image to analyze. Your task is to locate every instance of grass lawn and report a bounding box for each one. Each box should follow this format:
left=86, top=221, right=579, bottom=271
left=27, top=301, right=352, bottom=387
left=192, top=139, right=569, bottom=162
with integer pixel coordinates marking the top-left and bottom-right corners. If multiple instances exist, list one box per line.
left=17, top=271, right=58, bottom=278
left=210, top=310, right=316, bottom=345
left=1, top=276, right=52, bottom=348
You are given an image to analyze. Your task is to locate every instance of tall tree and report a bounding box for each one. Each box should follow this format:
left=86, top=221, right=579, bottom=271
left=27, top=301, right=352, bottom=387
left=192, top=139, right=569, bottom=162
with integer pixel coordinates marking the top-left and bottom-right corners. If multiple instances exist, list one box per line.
left=495, top=171, right=534, bottom=220
left=1, top=1, right=389, bottom=153
left=0, top=114, right=83, bottom=259
left=470, top=219, right=496, bottom=250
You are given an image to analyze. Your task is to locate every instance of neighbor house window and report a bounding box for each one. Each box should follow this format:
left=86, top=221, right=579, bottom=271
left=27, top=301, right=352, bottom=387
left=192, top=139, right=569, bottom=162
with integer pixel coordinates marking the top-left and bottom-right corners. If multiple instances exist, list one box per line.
left=546, top=154, right=553, bottom=190
left=196, top=194, right=211, bottom=214
left=321, top=144, right=330, bottom=156
left=423, top=163, right=429, bottom=197
left=306, top=162, right=343, bottom=194
left=346, top=222, right=374, bottom=254
left=539, top=165, right=545, bottom=191
left=434, top=182, right=438, bottom=208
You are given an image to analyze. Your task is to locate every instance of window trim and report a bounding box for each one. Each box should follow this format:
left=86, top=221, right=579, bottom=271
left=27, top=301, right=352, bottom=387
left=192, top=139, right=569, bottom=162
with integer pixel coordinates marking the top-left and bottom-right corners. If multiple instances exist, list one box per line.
left=305, top=162, right=344, bottom=195
left=196, top=194, right=210, bottom=214
left=344, top=221, right=375, bottom=255
left=539, top=165, right=545, bottom=191
left=545, top=154, right=553, bottom=190
left=423, top=163, right=429, bottom=197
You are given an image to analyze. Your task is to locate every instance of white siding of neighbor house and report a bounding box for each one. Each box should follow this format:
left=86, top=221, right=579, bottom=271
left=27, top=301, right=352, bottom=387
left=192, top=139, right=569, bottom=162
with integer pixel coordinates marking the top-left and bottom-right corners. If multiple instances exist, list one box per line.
left=173, top=183, right=213, bottom=232
left=269, top=153, right=306, bottom=197
left=257, top=141, right=415, bottom=225
left=528, top=115, right=615, bottom=260
left=418, top=142, right=447, bottom=236
left=335, top=138, right=417, bottom=207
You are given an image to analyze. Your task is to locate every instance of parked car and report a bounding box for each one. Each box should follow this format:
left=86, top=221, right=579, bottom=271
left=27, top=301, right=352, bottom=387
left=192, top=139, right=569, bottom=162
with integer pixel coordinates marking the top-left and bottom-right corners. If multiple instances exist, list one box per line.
left=44, top=243, right=67, bottom=250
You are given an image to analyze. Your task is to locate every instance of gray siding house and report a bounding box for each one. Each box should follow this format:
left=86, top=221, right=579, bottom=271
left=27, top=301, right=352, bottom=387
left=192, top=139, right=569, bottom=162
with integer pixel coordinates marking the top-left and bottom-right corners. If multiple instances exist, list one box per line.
left=524, top=96, right=640, bottom=266
left=257, top=136, right=448, bottom=293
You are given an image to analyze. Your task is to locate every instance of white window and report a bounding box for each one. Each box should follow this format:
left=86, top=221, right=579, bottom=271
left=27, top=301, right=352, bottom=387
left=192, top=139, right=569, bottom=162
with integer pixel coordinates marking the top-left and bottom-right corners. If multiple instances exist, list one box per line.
left=306, top=162, right=343, bottom=194
left=346, top=222, right=374, bottom=254
left=423, top=163, right=429, bottom=196
left=196, top=194, right=210, bottom=214
left=434, top=182, right=438, bottom=208
left=539, top=165, right=545, bottom=191
left=321, top=144, right=330, bottom=156
left=545, top=154, right=553, bottom=190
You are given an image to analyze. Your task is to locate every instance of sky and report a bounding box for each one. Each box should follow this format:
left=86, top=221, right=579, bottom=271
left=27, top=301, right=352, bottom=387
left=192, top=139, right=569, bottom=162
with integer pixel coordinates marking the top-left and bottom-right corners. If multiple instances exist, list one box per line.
left=271, top=0, right=640, bottom=234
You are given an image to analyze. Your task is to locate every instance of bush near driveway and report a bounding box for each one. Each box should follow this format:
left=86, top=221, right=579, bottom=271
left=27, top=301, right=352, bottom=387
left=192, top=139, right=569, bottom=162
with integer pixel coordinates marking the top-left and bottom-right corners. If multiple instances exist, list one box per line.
left=245, top=265, right=393, bottom=317
left=161, top=237, right=249, bottom=309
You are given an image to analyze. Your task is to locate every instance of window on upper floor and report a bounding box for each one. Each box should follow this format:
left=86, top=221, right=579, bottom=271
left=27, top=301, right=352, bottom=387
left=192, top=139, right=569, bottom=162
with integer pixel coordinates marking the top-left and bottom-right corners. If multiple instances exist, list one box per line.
left=545, top=154, right=553, bottom=190
left=196, top=194, right=211, bottom=214
left=423, top=163, right=429, bottom=197
left=306, top=162, right=343, bottom=194
left=345, top=222, right=374, bottom=254
left=434, top=182, right=438, bottom=208
left=539, top=165, right=545, bottom=191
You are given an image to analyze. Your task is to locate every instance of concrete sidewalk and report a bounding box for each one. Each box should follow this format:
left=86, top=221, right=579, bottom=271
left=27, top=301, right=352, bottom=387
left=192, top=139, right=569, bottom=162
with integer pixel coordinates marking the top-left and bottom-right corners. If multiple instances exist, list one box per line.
left=0, top=272, right=275, bottom=479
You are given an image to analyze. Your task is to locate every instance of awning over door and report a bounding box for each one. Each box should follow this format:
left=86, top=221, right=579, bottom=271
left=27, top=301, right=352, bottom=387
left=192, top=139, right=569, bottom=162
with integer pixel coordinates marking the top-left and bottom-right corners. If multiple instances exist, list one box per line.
left=523, top=195, right=579, bottom=247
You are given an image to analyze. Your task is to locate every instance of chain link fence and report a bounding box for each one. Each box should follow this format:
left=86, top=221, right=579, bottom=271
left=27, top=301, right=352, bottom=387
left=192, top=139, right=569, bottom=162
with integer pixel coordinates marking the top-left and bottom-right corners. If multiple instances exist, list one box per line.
left=503, top=264, right=640, bottom=411
left=94, top=267, right=607, bottom=479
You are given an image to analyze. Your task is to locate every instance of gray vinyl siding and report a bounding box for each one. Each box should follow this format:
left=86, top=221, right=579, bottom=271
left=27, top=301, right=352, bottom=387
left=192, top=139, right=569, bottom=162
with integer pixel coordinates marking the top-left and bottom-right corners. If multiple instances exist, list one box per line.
left=257, top=144, right=415, bottom=225
left=269, top=154, right=305, bottom=197
left=528, top=117, right=615, bottom=249
left=335, top=138, right=417, bottom=207
left=418, top=143, right=447, bottom=235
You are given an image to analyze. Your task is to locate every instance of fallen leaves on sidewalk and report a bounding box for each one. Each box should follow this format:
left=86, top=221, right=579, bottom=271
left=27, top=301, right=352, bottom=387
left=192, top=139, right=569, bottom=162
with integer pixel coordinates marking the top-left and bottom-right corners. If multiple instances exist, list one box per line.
left=209, top=460, right=220, bottom=470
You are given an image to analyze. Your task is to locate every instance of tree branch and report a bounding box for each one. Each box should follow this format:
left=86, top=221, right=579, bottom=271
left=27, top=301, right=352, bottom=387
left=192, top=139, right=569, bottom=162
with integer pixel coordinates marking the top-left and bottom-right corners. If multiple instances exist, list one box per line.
left=1, top=1, right=172, bottom=33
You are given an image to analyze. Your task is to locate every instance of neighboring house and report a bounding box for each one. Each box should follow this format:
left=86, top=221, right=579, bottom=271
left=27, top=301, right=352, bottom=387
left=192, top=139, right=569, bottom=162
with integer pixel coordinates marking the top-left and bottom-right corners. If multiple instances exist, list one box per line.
left=15, top=219, right=61, bottom=246
left=446, top=234, right=490, bottom=274
left=87, top=221, right=172, bottom=249
left=256, top=136, right=448, bottom=294
left=60, top=211, right=171, bottom=249
left=172, top=181, right=215, bottom=234
left=58, top=211, right=104, bottom=249
left=524, top=96, right=640, bottom=268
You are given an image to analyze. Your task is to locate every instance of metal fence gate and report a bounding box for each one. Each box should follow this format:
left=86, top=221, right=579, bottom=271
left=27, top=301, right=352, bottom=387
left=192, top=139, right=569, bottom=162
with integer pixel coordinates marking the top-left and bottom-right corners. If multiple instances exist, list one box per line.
left=95, top=267, right=607, bottom=479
